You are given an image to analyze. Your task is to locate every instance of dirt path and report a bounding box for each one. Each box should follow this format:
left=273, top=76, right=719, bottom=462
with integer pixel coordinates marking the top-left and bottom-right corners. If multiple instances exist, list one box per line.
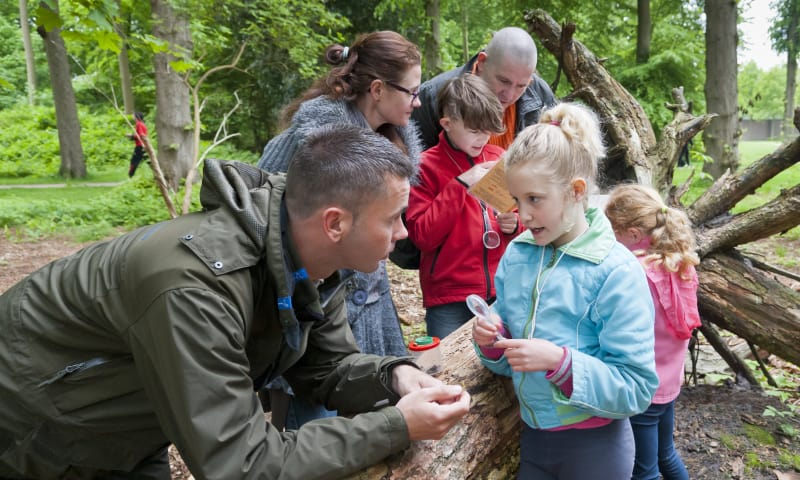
left=1, top=235, right=798, bottom=479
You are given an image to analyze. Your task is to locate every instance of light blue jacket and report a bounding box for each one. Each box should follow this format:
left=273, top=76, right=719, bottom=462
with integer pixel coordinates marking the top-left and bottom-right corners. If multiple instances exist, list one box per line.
left=479, top=208, right=658, bottom=430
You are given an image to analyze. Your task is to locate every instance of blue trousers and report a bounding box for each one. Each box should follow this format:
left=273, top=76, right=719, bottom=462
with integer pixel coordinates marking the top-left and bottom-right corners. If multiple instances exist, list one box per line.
left=630, top=400, right=689, bottom=480
left=425, top=301, right=474, bottom=339
left=518, top=419, right=634, bottom=479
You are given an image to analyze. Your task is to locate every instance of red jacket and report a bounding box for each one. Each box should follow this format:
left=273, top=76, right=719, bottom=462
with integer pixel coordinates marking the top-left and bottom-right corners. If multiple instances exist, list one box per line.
left=407, top=132, right=521, bottom=308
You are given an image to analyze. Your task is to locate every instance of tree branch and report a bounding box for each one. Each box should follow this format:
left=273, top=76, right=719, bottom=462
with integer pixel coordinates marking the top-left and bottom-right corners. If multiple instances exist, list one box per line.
left=688, top=136, right=800, bottom=225
left=695, top=184, right=800, bottom=256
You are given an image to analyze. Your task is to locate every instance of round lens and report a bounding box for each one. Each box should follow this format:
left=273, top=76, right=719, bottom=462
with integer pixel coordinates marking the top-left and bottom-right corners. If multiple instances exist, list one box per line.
left=483, top=230, right=501, bottom=249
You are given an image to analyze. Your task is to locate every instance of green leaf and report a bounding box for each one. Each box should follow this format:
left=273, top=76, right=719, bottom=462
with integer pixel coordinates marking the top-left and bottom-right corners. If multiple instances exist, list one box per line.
left=34, top=4, right=62, bottom=31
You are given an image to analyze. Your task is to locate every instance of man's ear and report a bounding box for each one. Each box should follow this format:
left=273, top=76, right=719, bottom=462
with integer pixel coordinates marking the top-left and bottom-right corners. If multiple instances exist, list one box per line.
left=322, top=207, right=352, bottom=242
left=571, top=178, right=587, bottom=201
left=474, top=51, right=488, bottom=75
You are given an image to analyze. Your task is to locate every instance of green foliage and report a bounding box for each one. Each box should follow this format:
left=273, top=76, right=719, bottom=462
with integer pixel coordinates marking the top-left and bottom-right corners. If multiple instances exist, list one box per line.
left=0, top=169, right=202, bottom=240
left=739, top=61, right=793, bottom=119
left=0, top=104, right=130, bottom=178
left=0, top=13, right=48, bottom=109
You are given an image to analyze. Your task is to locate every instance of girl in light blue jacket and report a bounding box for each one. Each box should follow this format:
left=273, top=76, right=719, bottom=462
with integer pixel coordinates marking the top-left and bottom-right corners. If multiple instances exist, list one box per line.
left=472, top=103, right=658, bottom=479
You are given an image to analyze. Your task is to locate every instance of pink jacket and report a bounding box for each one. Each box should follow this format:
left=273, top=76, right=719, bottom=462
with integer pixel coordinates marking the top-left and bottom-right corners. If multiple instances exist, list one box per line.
left=635, top=243, right=701, bottom=404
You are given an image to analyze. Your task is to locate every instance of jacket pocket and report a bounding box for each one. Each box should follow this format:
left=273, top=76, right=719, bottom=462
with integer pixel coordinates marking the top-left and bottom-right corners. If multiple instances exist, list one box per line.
left=41, top=355, right=140, bottom=415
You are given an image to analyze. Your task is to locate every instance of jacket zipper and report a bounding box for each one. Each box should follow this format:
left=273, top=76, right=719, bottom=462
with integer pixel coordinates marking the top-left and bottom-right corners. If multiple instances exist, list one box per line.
left=427, top=245, right=442, bottom=276
left=37, top=357, right=115, bottom=387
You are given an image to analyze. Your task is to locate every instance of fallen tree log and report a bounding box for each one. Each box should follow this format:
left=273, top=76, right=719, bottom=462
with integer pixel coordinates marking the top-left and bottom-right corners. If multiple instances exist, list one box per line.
left=347, top=322, right=521, bottom=480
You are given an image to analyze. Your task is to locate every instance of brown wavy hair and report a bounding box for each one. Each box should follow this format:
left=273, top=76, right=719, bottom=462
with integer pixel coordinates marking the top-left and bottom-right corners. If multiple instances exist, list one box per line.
left=281, top=31, right=421, bottom=126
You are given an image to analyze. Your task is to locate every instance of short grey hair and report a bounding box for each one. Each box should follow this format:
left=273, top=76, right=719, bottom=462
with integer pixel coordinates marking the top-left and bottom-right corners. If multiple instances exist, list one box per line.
left=484, top=27, right=538, bottom=72
left=286, top=124, right=417, bottom=219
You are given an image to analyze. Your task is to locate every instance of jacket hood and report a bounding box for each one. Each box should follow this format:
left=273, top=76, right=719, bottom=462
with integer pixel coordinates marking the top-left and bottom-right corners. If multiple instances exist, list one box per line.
left=200, top=158, right=276, bottom=250
left=194, top=159, right=310, bottom=350
left=293, top=96, right=424, bottom=163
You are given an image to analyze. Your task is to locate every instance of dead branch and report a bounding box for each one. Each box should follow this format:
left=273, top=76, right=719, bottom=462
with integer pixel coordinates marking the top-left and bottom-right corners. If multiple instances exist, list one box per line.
left=181, top=43, right=247, bottom=214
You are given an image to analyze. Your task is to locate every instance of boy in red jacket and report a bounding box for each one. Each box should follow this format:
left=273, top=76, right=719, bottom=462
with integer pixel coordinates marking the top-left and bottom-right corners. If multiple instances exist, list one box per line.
left=406, top=74, right=522, bottom=339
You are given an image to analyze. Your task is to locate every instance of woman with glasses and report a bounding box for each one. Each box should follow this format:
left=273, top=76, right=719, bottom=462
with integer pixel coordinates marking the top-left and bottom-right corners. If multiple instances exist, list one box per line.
left=406, top=74, right=523, bottom=340
left=257, top=30, right=423, bottom=429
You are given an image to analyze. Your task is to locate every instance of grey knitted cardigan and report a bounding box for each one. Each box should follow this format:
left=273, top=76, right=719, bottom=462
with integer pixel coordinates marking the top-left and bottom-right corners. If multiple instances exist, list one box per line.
left=258, top=95, right=422, bottom=357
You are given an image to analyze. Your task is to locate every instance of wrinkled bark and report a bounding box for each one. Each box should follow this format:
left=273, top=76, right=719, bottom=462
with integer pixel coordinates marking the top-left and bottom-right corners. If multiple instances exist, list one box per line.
left=150, top=0, right=195, bottom=191
left=36, top=0, right=85, bottom=179
left=703, top=0, right=740, bottom=178
left=347, top=322, right=521, bottom=480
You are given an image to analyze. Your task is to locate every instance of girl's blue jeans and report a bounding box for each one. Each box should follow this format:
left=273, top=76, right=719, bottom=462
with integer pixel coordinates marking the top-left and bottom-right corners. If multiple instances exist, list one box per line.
left=630, top=400, right=690, bottom=480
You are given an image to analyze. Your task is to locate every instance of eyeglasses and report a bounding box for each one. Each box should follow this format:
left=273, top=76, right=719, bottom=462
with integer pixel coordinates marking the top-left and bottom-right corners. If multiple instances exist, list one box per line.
left=384, top=80, right=421, bottom=104
left=481, top=201, right=501, bottom=249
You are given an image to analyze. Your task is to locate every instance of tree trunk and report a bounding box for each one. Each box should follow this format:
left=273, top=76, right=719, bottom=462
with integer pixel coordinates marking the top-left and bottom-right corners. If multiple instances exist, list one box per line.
left=36, top=0, right=86, bottom=179
left=636, top=0, right=651, bottom=64
left=116, top=7, right=135, bottom=115
left=19, top=0, right=36, bottom=105
left=461, top=5, right=469, bottom=64
left=351, top=10, right=800, bottom=477
left=150, top=0, right=194, bottom=191
left=782, top=0, right=799, bottom=140
left=347, top=322, right=521, bottom=480
left=423, top=0, right=442, bottom=78
left=703, top=0, right=740, bottom=179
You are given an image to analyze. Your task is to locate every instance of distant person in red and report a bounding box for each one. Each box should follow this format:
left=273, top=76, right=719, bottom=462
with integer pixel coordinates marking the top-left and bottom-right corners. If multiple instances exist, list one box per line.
left=128, top=112, right=148, bottom=177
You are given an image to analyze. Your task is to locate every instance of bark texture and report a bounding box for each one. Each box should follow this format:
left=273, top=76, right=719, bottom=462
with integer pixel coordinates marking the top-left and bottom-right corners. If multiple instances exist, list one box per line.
left=150, top=0, right=195, bottom=191
left=703, top=0, right=740, bottom=178
left=36, top=0, right=85, bottom=178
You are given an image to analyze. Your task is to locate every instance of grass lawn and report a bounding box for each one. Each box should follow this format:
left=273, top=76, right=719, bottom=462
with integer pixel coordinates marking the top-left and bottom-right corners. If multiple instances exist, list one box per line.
left=674, top=140, right=799, bottom=225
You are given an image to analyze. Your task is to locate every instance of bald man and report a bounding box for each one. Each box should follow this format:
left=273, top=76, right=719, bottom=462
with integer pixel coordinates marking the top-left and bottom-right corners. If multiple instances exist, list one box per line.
left=412, top=27, right=557, bottom=150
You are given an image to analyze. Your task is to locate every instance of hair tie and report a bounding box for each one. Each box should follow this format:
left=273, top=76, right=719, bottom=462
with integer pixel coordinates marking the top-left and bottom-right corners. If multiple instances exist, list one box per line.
left=341, top=46, right=350, bottom=61
left=661, top=205, right=667, bottom=214
left=549, top=120, right=561, bottom=126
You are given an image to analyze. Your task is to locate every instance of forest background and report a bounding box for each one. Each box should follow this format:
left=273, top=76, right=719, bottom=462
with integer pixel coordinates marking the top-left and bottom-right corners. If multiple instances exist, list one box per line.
left=1, top=0, right=798, bottom=180
left=1, top=1, right=800, bottom=477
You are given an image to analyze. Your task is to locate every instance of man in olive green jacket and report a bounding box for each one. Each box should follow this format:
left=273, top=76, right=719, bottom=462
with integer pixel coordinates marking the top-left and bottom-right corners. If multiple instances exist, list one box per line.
left=0, top=125, right=470, bottom=480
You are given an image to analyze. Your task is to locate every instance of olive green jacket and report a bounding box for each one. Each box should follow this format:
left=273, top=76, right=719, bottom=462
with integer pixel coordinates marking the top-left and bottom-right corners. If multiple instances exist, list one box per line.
left=0, top=160, right=410, bottom=480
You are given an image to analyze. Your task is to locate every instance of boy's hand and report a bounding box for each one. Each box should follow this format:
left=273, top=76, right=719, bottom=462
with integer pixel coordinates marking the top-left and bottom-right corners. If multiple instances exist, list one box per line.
left=496, top=212, right=518, bottom=234
left=457, top=161, right=497, bottom=187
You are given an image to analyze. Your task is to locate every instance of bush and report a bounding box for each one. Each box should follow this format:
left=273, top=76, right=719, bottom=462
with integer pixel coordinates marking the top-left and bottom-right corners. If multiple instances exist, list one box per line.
left=0, top=104, right=131, bottom=178
left=0, top=168, right=201, bottom=240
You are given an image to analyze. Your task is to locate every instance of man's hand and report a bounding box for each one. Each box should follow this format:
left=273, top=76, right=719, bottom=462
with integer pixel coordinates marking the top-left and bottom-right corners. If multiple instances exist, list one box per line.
left=391, top=364, right=442, bottom=396
left=396, top=385, right=470, bottom=440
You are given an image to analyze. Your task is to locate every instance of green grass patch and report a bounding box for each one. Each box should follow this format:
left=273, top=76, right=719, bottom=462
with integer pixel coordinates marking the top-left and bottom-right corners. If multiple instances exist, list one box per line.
left=778, top=450, right=800, bottom=470
left=744, top=451, right=769, bottom=469
left=675, top=140, right=800, bottom=214
left=719, top=433, right=740, bottom=450
left=0, top=168, right=200, bottom=241
left=743, top=424, right=777, bottom=446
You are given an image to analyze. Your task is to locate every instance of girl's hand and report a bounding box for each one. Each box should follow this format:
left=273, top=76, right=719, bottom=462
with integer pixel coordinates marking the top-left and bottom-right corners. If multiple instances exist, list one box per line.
left=492, top=338, right=563, bottom=372
left=472, top=311, right=504, bottom=347
left=496, top=212, right=518, bottom=234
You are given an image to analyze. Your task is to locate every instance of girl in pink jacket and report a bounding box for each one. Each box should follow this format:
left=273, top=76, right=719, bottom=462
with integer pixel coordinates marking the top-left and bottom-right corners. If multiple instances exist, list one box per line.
left=605, top=184, right=701, bottom=480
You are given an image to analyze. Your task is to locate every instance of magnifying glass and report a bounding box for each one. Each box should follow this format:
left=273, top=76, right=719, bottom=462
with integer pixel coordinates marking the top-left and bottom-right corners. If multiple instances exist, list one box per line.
left=466, top=294, right=506, bottom=341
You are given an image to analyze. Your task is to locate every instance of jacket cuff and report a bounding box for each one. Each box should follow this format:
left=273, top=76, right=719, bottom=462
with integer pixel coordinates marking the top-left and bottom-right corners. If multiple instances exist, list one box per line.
left=546, top=346, right=573, bottom=392
left=380, top=357, right=420, bottom=406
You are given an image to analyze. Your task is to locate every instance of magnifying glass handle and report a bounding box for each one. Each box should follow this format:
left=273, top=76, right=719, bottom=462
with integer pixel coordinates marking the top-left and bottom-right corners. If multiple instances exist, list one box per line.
left=466, top=294, right=506, bottom=341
